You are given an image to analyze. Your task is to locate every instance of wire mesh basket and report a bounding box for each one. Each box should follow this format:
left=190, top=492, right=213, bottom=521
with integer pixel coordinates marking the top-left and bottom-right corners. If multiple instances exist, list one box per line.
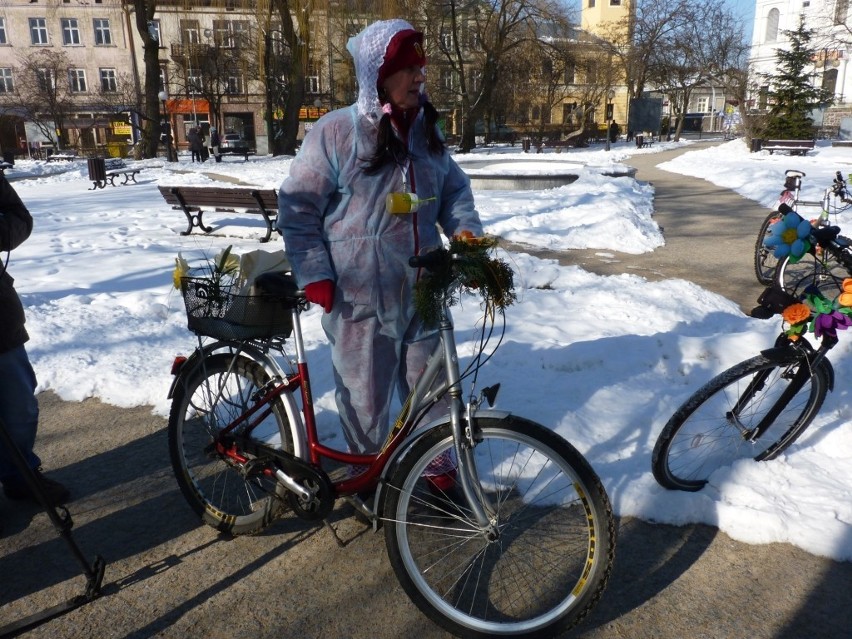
left=180, top=275, right=294, bottom=340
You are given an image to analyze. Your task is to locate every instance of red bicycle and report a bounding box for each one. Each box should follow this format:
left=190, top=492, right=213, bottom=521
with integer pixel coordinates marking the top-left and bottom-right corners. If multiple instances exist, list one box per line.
left=167, top=240, right=615, bottom=638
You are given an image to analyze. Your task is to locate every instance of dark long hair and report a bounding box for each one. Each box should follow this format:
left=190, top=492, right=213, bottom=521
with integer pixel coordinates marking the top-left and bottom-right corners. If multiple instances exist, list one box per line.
left=363, top=99, right=445, bottom=175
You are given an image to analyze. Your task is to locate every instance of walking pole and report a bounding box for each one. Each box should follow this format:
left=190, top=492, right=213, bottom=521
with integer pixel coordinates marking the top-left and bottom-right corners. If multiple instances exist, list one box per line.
left=0, top=416, right=106, bottom=638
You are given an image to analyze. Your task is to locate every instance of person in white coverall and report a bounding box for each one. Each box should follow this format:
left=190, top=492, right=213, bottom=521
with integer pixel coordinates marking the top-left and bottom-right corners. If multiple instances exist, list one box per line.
left=276, top=19, right=483, bottom=476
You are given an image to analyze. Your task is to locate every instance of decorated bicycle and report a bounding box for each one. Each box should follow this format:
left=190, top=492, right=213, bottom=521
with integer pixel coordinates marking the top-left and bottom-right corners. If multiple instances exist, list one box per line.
left=167, top=236, right=615, bottom=638
left=654, top=262, right=852, bottom=491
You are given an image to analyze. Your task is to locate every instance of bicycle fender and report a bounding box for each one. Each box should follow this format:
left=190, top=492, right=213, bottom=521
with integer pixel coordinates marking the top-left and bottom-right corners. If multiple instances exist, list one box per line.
left=167, top=342, right=308, bottom=459
left=759, top=346, right=835, bottom=391
left=167, top=341, right=281, bottom=399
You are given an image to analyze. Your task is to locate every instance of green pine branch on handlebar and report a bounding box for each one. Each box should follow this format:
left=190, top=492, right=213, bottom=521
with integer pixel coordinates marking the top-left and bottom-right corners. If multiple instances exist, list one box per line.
left=413, top=234, right=516, bottom=326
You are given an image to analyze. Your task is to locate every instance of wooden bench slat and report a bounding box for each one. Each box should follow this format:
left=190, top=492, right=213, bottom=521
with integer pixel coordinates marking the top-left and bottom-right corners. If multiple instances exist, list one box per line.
left=158, top=185, right=280, bottom=243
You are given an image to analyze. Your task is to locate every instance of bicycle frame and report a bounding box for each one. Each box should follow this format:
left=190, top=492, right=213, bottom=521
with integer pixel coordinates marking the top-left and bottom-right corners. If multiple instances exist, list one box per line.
left=171, top=285, right=500, bottom=528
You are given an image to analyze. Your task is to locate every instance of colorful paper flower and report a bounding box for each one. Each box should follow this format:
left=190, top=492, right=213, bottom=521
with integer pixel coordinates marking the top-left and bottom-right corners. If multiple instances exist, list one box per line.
left=763, top=211, right=812, bottom=262
left=838, top=279, right=852, bottom=307
left=173, top=253, right=190, bottom=289
left=782, top=302, right=811, bottom=325
left=813, top=310, right=852, bottom=339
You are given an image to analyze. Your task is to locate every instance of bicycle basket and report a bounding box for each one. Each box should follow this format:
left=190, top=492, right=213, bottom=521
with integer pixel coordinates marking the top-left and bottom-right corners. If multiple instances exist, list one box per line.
left=180, top=275, right=294, bottom=340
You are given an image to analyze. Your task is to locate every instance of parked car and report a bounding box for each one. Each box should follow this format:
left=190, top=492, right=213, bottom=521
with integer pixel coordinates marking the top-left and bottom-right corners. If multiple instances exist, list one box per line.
left=220, top=133, right=249, bottom=151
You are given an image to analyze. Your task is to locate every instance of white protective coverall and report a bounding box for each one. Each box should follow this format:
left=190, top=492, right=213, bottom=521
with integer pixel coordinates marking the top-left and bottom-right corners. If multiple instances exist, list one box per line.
left=276, top=19, right=484, bottom=454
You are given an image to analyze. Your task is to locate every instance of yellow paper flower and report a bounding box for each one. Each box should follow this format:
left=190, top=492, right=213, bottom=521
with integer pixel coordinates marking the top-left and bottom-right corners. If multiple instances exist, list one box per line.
left=214, top=247, right=240, bottom=275
left=782, top=303, right=811, bottom=325
left=172, top=253, right=190, bottom=289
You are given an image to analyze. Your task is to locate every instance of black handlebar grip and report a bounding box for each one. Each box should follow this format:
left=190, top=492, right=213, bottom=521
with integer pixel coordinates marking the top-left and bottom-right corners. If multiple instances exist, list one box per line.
left=778, top=202, right=794, bottom=215
left=409, top=248, right=449, bottom=270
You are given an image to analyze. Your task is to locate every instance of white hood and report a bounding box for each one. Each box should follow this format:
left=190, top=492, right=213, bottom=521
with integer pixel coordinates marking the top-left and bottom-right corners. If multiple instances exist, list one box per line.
left=346, top=19, right=416, bottom=121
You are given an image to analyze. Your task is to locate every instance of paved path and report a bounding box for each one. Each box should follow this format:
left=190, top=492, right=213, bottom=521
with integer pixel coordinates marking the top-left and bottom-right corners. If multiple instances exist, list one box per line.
left=2, top=144, right=851, bottom=639
left=507, top=140, right=769, bottom=314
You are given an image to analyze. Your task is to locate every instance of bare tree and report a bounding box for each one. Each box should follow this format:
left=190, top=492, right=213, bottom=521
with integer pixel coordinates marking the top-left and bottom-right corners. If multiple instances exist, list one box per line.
left=2, top=50, right=76, bottom=150
left=420, top=0, right=569, bottom=153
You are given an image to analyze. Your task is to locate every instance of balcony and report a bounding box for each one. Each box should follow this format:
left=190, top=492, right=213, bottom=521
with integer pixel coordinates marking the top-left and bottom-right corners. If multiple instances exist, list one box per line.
left=170, top=43, right=212, bottom=63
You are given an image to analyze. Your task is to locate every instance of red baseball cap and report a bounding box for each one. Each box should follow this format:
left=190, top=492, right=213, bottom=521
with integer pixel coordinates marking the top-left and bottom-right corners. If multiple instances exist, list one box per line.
left=377, top=29, right=426, bottom=90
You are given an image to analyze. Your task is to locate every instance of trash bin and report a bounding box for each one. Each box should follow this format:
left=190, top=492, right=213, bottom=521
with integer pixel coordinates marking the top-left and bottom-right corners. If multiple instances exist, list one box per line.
left=2, top=150, right=14, bottom=166
left=87, top=157, right=106, bottom=185
left=750, top=138, right=763, bottom=153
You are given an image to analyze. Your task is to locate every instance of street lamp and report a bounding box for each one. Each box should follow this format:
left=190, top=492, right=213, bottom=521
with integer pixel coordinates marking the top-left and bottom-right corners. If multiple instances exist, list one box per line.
left=605, top=89, right=615, bottom=152
left=158, top=89, right=176, bottom=162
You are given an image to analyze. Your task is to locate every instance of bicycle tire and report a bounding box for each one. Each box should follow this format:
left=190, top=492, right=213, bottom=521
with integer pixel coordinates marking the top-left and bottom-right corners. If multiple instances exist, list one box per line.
left=652, top=353, right=830, bottom=492
left=775, top=247, right=850, bottom=301
left=754, top=211, right=782, bottom=285
left=383, top=416, right=615, bottom=639
left=168, top=353, right=293, bottom=535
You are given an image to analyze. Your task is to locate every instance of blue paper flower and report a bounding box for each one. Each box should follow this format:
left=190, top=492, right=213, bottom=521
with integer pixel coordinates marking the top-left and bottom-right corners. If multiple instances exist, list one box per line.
left=763, top=211, right=812, bottom=261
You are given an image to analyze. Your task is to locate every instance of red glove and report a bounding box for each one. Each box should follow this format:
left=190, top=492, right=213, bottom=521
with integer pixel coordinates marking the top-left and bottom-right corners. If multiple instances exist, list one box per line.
left=304, top=279, right=334, bottom=313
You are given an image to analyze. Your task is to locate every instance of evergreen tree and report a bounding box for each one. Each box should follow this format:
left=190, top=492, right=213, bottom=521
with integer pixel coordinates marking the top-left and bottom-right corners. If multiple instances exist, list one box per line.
left=762, top=16, right=833, bottom=139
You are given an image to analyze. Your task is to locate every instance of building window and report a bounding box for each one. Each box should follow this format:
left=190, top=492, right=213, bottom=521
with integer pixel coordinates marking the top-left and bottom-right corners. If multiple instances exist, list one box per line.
left=696, top=96, right=709, bottom=113
left=585, top=60, right=598, bottom=84
left=440, top=28, right=453, bottom=50
left=213, top=20, right=249, bottom=48
left=37, top=68, right=56, bottom=91
left=563, top=102, right=577, bottom=124
left=588, top=0, right=596, bottom=7
left=305, top=75, right=319, bottom=94
left=0, top=18, right=7, bottom=45
left=610, top=0, right=621, bottom=4
left=100, top=68, right=117, bottom=92
left=93, top=18, right=112, bottom=45
left=823, top=68, right=839, bottom=95
left=69, top=68, right=87, bottom=92
left=226, top=75, right=244, bottom=94
left=766, top=8, right=780, bottom=42
left=470, top=69, right=482, bottom=94
left=837, top=0, right=849, bottom=24
left=0, top=68, right=14, bottom=93
left=30, top=18, right=49, bottom=45
left=564, top=63, right=575, bottom=84
left=149, top=20, right=161, bottom=47
left=441, top=69, right=454, bottom=91
left=187, top=70, right=202, bottom=95
left=180, top=20, right=200, bottom=44
left=61, top=18, right=81, bottom=45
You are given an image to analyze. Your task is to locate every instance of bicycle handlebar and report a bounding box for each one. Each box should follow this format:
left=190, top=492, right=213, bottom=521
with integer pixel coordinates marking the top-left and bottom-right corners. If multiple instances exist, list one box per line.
left=409, top=248, right=449, bottom=271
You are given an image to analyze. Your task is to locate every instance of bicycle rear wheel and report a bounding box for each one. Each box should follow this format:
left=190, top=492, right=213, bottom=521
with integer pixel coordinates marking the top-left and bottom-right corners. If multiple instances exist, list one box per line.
left=775, top=247, right=849, bottom=300
left=652, top=353, right=829, bottom=492
left=754, top=211, right=782, bottom=285
left=383, top=416, right=615, bottom=639
left=168, top=353, right=293, bottom=535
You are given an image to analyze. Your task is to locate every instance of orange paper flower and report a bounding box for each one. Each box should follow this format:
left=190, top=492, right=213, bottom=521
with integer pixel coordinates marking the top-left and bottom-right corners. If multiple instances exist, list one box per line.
left=839, top=279, right=852, bottom=307
left=782, top=303, right=811, bottom=325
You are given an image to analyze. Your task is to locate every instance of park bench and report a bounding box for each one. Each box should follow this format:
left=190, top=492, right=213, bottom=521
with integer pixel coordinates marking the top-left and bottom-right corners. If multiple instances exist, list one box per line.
left=762, top=139, right=815, bottom=155
left=87, top=158, right=142, bottom=189
left=46, top=153, right=79, bottom=162
left=220, top=149, right=256, bottom=161
left=158, top=184, right=280, bottom=243
left=635, top=134, right=654, bottom=148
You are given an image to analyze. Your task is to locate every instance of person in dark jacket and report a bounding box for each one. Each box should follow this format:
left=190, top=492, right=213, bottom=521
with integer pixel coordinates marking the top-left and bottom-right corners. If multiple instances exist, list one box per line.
left=0, top=174, right=69, bottom=504
left=209, top=127, right=222, bottom=163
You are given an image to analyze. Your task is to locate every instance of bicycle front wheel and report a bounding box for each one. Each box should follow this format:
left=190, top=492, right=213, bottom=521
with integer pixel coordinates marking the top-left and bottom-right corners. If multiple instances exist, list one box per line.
left=754, top=211, right=782, bottom=285
left=168, top=353, right=294, bottom=535
left=383, top=416, right=615, bottom=639
left=775, top=248, right=849, bottom=300
left=652, top=353, right=830, bottom=492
